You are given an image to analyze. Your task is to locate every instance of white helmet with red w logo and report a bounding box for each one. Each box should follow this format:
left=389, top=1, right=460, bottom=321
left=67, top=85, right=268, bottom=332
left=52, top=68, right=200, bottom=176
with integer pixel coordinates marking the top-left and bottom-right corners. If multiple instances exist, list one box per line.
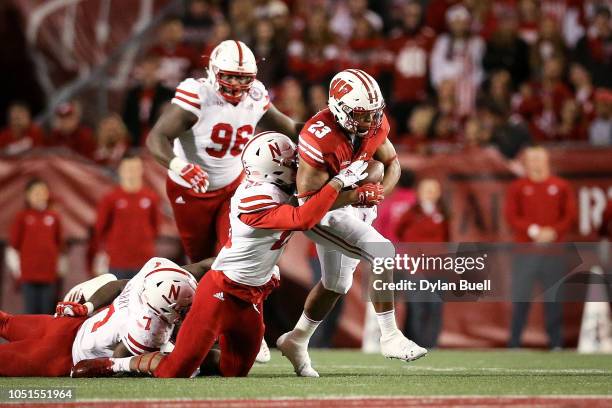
left=328, top=69, right=385, bottom=138
left=241, top=131, right=297, bottom=187
left=141, top=269, right=197, bottom=324
left=208, top=40, right=258, bottom=103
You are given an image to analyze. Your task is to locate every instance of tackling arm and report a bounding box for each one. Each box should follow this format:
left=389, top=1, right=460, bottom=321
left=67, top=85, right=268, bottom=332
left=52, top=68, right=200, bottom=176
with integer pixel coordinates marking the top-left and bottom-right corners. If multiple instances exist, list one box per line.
left=374, top=138, right=401, bottom=196
left=297, top=158, right=358, bottom=210
left=258, top=104, right=305, bottom=143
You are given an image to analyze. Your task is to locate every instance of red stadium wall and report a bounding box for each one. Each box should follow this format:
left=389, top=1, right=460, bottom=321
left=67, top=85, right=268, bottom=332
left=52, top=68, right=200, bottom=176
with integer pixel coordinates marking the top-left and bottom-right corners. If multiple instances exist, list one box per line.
left=1, top=147, right=611, bottom=348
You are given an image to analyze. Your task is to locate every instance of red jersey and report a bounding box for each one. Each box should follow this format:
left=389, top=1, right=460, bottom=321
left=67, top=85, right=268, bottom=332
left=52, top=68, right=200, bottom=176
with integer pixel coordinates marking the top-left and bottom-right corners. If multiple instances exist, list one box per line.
left=298, top=108, right=390, bottom=175
left=10, top=208, right=62, bottom=283
left=386, top=27, right=435, bottom=103
left=504, top=176, right=576, bottom=243
left=0, top=125, right=45, bottom=154
left=95, top=187, right=160, bottom=269
left=395, top=204, right=449, bottom=242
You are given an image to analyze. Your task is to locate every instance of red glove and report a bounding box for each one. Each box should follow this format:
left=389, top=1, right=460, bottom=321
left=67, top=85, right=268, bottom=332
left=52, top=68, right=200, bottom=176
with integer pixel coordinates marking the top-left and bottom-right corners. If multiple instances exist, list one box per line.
left=170, top=157, right=209, bottom=194
left=55, top=301, right=93, bottom=318
left=355, top=183, right=384, bottom=207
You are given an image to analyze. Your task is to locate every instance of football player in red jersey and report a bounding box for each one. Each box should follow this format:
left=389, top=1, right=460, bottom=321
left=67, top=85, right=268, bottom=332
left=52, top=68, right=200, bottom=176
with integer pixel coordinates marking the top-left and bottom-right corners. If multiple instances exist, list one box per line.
left=276, top=69, right=427, bottom=376
left=146, top=40, right=303, bottom=265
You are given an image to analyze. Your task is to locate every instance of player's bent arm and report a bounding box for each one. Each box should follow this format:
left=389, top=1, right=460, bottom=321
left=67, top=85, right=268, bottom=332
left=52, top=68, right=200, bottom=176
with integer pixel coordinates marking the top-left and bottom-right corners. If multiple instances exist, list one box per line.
left=374, top=138, right=401, bottom=196
left=258, top=104, right=305, bottom=143
left=240, top=180, right=343, bottom=231
left=297, top=158, right=357, bottom=210
left=88, top=280, right=129, bottom=312
left=146, top=104, right=197, bottom=168
left=182, top=256, right=216, bottom=281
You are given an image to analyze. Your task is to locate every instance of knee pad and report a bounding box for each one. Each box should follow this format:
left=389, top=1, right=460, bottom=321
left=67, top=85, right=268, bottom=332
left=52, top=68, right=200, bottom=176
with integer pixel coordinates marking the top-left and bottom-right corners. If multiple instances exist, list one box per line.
left=320, top=253, right=359, bottom=295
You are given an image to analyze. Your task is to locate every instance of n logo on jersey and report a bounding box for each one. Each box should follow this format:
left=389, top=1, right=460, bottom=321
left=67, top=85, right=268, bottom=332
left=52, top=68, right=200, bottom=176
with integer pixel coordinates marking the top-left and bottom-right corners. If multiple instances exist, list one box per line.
left=329, top=78, right=353, bottom=100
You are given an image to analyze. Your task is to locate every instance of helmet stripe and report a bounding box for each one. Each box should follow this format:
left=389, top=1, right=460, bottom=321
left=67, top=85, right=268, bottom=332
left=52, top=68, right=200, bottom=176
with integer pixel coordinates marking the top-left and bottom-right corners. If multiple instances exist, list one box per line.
left=234, top=40, right=243, bottom=67
left=355, top=69, right=379, bottom=103
left=346, top=69, right=376, bottom=104
left=144, top=267, right=191, bottom=278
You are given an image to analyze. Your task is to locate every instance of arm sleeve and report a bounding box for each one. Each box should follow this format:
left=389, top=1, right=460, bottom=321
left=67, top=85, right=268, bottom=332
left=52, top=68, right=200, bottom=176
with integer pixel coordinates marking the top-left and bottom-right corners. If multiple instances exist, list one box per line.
left=551, top=183, right=577, bottom=237
left=171, top=78, right=202, bottom=120
left=504, top=182, right=532, bottom=234
left=298, top=131, right=328, bottom=170
left=239, top=184, right=339, bottom=231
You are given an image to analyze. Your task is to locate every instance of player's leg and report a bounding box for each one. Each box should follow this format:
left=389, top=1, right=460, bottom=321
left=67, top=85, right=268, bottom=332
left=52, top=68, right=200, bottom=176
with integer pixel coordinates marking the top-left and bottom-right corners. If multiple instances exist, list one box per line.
left=0, top=312, right=57, bottom=341
left=166, top=178, right=219, bottom=261
left=217, top=298, right=265, bottom=377
left=0, top=317, right=83, bottom=377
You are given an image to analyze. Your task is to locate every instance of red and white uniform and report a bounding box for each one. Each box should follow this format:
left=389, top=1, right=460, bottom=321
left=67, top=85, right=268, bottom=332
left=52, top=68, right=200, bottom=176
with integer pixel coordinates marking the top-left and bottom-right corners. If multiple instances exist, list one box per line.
left=71, top=258, right=184, bottom=363
left=298, top=108, right=395, bottom=294
left=167, top=78, right=271, bottom=260
left=154, top=179, right=340, bottom=378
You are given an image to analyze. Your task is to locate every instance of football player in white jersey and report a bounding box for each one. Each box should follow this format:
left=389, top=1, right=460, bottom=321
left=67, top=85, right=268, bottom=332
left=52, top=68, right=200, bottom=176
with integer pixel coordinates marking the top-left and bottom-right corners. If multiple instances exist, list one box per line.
left=0, top=257, right=204, bottom=377
left=70, top=132, right=370, bottom=378
left=146, top=40, right=304, bottom=264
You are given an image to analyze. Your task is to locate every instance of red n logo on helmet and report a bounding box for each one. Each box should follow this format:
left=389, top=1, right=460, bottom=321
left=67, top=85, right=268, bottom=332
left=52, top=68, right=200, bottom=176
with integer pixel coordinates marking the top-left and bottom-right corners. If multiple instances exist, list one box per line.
left=329, top=79, right=353, bottom=100
left=168, top=284, right=181, bottom=301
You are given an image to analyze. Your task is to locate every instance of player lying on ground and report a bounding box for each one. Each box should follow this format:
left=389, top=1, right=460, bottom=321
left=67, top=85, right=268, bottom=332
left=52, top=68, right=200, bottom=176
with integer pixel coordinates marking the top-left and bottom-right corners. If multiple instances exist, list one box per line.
left=0, top=257, right=206, bottom=377
left=71, top=131, right=370, bottom=378
left=277, top=69, right=427, bottom=377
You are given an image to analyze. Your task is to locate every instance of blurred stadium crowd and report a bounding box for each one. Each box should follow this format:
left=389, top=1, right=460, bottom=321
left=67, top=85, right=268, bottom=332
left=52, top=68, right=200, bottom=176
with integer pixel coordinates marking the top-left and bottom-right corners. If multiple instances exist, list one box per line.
left=1, top=0, right=612, bottom=161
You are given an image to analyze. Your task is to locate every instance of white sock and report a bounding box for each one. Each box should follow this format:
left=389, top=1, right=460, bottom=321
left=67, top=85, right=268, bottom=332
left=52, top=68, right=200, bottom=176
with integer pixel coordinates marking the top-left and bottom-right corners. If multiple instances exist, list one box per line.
left=376, top=310, right=399, bottom=338
left=293, top=312, right=321, bottom=343
left=111, top=357, right=132, bottom=373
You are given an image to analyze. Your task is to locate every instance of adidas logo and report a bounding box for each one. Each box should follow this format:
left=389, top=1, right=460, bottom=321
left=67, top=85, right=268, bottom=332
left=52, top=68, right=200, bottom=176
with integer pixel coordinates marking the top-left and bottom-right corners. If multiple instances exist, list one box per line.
left=175, top=196, right=185, bottom=204
left=213, top=292, right=224, bottom=301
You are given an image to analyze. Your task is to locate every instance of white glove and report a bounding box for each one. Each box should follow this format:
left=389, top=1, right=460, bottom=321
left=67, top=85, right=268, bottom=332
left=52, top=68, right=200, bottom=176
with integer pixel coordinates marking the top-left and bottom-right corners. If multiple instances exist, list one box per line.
left=333, top=160, right=368, bottom=188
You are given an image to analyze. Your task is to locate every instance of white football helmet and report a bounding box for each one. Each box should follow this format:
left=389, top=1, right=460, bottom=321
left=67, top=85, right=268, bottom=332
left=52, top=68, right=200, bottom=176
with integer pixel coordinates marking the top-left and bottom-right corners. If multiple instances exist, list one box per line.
left=328, top=69, right=385, bottom=138
left=208, top=40, right=257, bottom=103
left=141, top=269, right=198, bottom=324
left=241, top=131, right=297, bottom=187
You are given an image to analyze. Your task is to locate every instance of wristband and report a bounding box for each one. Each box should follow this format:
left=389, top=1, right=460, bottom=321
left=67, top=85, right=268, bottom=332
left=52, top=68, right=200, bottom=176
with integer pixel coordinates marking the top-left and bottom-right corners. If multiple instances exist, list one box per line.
left=169, top=157, right=190, bottom=174
left=84, top=302, right=94, bottom=316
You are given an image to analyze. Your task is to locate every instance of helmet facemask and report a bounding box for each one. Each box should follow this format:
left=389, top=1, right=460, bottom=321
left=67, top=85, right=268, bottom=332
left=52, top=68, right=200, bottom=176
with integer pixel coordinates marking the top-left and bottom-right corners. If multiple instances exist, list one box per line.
left=341, top=103, right=385, bottom=138
left=213, top=68, right=256, bottom=103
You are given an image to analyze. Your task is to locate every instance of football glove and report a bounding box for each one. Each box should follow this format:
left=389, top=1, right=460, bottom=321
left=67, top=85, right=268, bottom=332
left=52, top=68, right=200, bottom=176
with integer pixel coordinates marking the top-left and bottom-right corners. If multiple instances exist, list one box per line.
left=356, top=183, right=384, bottom=206
left=55, top=301, right=93, bottom=318
left=170, top=157, right=209, bottom=194
left=333, top=160, right=369, bottom=188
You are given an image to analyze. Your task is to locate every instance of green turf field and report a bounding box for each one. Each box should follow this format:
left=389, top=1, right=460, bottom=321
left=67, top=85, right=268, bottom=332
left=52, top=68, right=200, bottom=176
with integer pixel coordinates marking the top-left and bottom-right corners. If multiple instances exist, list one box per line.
left=1, top=350, right=611, bottom=401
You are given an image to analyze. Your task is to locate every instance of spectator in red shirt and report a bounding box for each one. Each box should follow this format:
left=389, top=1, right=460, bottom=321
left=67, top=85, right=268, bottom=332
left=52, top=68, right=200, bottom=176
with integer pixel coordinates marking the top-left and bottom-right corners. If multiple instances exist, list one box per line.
left=94, top=154, right=160, bottom=279
left=122, top=56, right=173, bottom=147
left=7, top=179, right=65, bottom=314
left=395, top=178, right=449, bottom=348
left=505, top=146, right=577, bottom=349
left=148, top=16, right=199, bottom=88
left=573, top=6, right=612, bottom=88
left=384, top=1, right=435, bottom=134
left=46, top=101, right=96, bottom=159
left=0, top=102, right=44, bottom=155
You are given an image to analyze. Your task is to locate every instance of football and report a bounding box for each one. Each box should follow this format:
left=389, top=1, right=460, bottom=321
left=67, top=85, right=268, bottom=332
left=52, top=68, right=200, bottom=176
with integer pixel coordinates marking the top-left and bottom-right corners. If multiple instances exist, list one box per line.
left=358, top=160, right=384, bottom=185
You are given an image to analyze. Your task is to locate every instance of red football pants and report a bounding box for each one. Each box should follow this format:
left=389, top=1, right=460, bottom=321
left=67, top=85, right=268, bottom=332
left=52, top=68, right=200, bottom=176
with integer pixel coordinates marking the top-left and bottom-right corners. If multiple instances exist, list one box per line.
left=154, top=271, right=264, bottom=378
left=0, top=312, right=85, bottom=376
left=166, top=174, right=242, bottom=262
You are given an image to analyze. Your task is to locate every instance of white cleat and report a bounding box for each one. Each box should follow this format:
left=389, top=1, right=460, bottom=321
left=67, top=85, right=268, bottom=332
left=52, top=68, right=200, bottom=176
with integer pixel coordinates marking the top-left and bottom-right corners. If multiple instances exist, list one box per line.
left=276, top=331, right=319, bottom=377
left=255, top=338, right=271, bottom=363
left=380, top=330, right=428, bottom=362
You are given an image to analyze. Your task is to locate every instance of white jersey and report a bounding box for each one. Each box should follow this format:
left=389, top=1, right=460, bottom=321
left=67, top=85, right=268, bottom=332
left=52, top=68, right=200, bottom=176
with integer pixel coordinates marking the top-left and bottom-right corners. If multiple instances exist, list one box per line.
left=71, top=257, right=187, bottom=364
left=169, top=78, right=271, bottom=191
left=211, top=180, right=291, bottom=286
